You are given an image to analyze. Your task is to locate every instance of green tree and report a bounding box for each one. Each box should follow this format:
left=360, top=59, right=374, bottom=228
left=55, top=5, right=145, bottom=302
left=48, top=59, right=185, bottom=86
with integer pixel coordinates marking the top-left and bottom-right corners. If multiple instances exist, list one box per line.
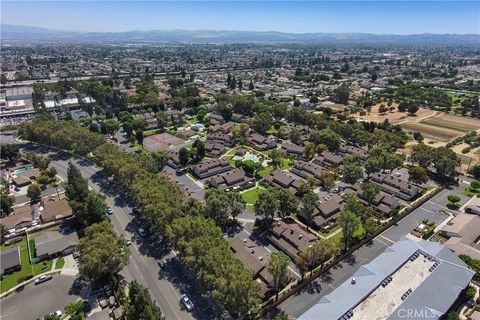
left=255, top=188, right=279, bottom=222
left=301, top=192, right=319, bottom=230
left=151, top=151, right=168, bottom=172
left=408, top=166, right=428, bottom=184
left=178, top=147, right=190, bottom=167
left=270, top=148, right=283, bottom=168
left=268, top=252, right=290, bottom=300
left=0, top=194, right=15, bottom=216
left=65, top=162, right=89, bottom=203
left=191, top=139, right=205, bottom=162
left=275, top=188, right=299, bottom=219
left=156, top=111, right=168, bottom=132
left=364, top=218, right=378, bottom=236
left=78, top=220, right=129, bottom=284
left=334, top=85, right=350, bottom=105
left=0, top=144, right=19, bottom=160
left=361, top=182, right=380, bottom=205
left=65, top=301, right=85, bottom=320
left=338, top=210, right=361, bottom=251
left=251, top=112, right=273, bottom=135
left=136, top=130, right=144, bottom=145
left=447, top=195, right=461, bottom=208
left=343, top=163, right=364, bottom=184
left=27, top=183, right=42, bottom=203
left=125, top=281, right=164, bottom=320
left=205, top=189, right=245, bottom=228
left=73, top=192, right=107, bottom=226
left=320, top=171, right=336, bottom=191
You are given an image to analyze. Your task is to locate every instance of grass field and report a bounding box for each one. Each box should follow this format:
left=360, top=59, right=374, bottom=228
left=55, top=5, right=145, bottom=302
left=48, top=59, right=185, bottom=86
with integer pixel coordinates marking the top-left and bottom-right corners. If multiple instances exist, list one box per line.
left=420, top=114, right=480, bottom=133
left=401, top=122, right=460, bottom=142
left=241, top=187, right=261, bottom=205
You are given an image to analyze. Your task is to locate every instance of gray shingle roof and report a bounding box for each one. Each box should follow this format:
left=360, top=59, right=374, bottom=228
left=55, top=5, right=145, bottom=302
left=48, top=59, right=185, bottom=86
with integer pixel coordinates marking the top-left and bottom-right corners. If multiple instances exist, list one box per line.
left=299, top=237, right=475, bottom=320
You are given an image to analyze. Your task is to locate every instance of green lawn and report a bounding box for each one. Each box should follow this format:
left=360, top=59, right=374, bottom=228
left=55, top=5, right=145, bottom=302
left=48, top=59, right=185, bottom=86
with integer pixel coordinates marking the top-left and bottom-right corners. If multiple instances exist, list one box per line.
left=241, top=187, right=261, bottom=205
left=0, top=238, right=32, bottom=293
left=0, top=237, right=54, bottom=293
left=55, top=258, right=65, bottom=270
left=143, top=129, right=160, bottom=137
left=258, top=166, right=273, bottom=177
left=330, top=224, right=366, bottom=247
left=280, top=158, right=294, bottom=170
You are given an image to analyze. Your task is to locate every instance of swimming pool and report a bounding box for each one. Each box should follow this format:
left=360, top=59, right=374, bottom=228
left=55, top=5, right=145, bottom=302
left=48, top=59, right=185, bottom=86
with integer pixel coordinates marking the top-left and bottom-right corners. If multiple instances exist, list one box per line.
left=15, top=166, right=33, bottom=174
left=246, top=155, right=259, bottom=163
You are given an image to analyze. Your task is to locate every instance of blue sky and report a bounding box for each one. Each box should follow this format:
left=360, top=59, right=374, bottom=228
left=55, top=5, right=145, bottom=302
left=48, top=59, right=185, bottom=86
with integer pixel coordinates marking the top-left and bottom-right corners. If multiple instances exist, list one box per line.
left=1, top=1, right=479, bottom=34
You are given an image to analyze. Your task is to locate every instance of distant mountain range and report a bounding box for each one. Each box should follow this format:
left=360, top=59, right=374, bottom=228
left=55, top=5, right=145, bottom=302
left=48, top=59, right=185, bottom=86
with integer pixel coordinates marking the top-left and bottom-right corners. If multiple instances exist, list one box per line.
left=2, top=24, right=479, bottom=45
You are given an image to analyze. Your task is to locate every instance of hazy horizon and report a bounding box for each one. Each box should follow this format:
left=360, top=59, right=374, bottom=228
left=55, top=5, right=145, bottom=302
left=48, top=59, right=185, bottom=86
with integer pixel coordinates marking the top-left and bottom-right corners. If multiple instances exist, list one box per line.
left=1, top=1, right=479, bottom=35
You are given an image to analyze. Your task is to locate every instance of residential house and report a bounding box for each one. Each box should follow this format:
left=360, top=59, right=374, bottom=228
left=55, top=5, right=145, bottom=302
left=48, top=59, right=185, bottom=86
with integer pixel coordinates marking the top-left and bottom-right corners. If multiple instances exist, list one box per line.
left=230, top=237, right=274, bottom=297
left=264, top=170, right=303, bottom=194
left=307, top=194, right=344, bottom=230
left=0, top=247, right=20, bottom=275
left=0, top=204, right=34, bottom=231
left=40, top=198, right=73, bottom=224
left=209, top=168, right=255, bottom=191
left=292, top=161, right=324, bottom=182
left=267, top=219, right=319, bottom=259
left=191, top=159, right=232, bottom=179
left=281, top=143, right=305, bottom=159
left=370, top=173, right=423, bottom=201
left=249, top=133, right=277, bottom=151
left=35, top=231, right=79, bottom=260
left=314, top=151, right=343, bottom=168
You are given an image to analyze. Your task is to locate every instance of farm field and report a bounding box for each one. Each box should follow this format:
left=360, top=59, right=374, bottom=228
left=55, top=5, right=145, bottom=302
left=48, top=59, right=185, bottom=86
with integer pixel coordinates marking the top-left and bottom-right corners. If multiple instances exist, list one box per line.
left=400, top=122, right=460, bottom=142
left=419, top=113, right=480, bottom=133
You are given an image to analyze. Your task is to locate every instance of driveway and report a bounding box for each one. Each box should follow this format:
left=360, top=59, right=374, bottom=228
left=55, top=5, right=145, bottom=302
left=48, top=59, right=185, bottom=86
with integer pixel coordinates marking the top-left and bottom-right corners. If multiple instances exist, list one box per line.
left=1, top=275, right=79, bottom=320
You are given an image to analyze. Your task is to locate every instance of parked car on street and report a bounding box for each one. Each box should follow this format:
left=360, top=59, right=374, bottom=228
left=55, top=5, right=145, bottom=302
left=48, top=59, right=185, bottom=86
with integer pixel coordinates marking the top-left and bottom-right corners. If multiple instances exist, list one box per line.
left=181, top=294, right=195, bottom=312
left=106, top=207, right=113, bottom=215
left=35, top=274, right=53, bottom=285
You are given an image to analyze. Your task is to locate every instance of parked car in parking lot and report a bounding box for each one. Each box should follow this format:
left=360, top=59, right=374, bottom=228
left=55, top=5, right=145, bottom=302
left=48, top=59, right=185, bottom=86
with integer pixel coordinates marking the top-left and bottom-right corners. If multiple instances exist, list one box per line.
left=181, top=294, right=195, bottom=312
left=35, top=274, right=53, bottom=285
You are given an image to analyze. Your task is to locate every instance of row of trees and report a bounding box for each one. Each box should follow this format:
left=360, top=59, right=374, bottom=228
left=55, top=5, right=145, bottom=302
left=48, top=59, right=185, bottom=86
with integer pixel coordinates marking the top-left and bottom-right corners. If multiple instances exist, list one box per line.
left=18, top=113, right=104, bottom=156
left=65, top=163, right=108, bottom=226
left=92, top=144, right=261, bottom=316
left=410, top=144, right=461, bottom=180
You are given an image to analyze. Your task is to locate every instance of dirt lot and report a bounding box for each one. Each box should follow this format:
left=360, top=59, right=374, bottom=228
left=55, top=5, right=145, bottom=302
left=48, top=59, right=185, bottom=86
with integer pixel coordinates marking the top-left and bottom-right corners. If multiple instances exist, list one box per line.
left=362, top=105, right=480, bottom=172
left=359, top=104, right=437, bottom=124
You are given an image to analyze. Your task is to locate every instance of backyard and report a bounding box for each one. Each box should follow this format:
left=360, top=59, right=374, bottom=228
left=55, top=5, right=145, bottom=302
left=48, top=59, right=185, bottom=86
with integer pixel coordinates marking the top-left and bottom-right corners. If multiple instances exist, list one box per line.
left=0, top=237, right=53, bottom=293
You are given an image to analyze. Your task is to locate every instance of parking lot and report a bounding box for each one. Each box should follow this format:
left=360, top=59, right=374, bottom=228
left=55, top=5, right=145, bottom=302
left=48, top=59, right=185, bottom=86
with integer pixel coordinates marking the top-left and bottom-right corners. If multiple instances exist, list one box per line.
left=281, top=181, right=471, bottom=317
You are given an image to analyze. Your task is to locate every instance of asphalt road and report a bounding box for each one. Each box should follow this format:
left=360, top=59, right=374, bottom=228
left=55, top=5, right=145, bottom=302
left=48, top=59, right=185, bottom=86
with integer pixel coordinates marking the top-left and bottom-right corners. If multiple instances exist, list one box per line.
left=3, top=138, right=219, bottom=320
left=1, top=275, right=79, bottom=320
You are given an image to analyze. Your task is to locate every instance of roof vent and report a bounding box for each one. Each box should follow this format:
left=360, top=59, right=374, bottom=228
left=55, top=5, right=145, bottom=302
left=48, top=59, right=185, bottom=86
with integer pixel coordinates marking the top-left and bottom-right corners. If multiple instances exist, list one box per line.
left=299, top=234, right=303, bottom=239
left=351, top=277, right=356, bottom=285
left=243, top=239, right=247, bottom=243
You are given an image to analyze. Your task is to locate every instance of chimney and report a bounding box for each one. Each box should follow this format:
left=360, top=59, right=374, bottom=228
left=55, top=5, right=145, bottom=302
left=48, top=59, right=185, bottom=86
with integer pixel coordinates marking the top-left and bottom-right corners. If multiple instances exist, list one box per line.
left=290, top=228, right=294, bottom=234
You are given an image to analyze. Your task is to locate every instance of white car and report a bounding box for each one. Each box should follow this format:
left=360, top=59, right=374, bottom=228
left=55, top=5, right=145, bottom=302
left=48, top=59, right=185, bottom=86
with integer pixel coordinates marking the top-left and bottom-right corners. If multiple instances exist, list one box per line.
left=51, top=310, right=63, bottom=317
left=181, top=294, right=195, bottom=312
left=35, top=274, right=53, bottom=285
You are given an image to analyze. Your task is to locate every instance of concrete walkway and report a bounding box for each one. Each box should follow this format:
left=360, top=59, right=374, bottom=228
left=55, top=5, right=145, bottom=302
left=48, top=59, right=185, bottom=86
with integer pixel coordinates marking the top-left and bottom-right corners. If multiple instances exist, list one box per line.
left=61, top=254, right=79, bottom=277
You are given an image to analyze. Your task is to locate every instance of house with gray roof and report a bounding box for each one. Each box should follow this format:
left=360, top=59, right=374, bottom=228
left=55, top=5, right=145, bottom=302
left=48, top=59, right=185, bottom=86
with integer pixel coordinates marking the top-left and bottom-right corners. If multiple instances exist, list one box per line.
left=35, top=231, right=79, bottom=260
left=0, top=246, right=20, bottom=275
left=299, top=236, right=475, bottom=320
